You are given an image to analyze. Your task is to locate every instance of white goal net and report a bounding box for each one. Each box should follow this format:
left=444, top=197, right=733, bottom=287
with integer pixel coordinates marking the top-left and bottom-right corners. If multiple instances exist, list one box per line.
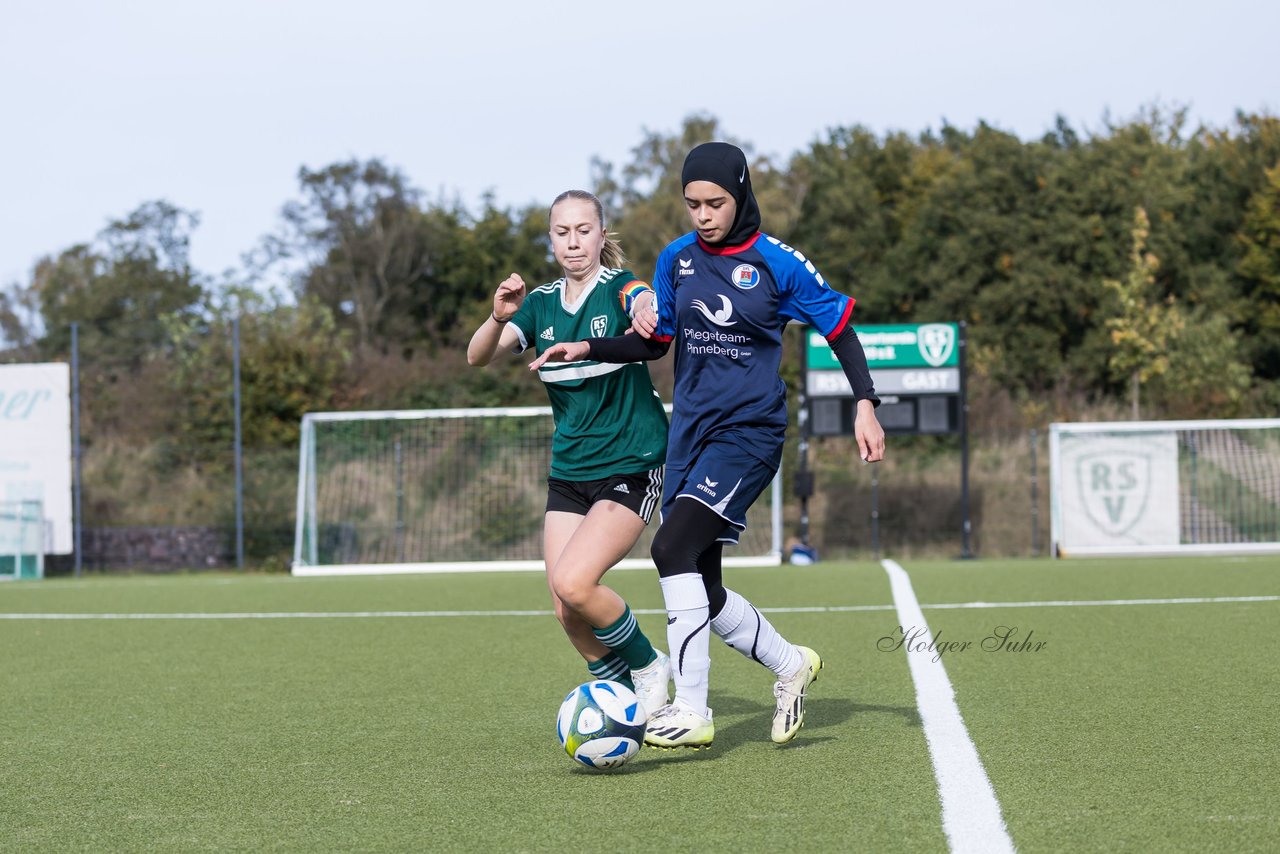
left=292, top=407, right=782, bottom=576
left=1049, top=418, right=1280, bottom=557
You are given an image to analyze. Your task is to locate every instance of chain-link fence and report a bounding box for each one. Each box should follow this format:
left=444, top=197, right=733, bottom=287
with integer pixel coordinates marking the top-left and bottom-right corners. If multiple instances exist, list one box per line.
left=23, top=321, right=298, bottom=575
left=786, top=428, right=1049, bottom=561
left=9, top=323, right=1059, bottom=575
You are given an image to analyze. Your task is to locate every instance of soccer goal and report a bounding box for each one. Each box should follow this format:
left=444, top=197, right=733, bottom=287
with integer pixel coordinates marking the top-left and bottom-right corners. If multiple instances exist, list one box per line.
left=0, top=500, right=45, bottom=580
left=292, top=406, right=783, bottom=576
left=1049, top=418, right=1280, bottom=557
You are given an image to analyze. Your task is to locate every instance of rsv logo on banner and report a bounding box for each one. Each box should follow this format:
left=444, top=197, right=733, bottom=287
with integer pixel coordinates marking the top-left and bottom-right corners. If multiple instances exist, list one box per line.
left=1076, top=451, right=1151, bottom=536
left=1059, top=432, right=1179, bottom=550
left=917, top=324, right=955, bottom=367
left=916, top=323, right=957, bottom=368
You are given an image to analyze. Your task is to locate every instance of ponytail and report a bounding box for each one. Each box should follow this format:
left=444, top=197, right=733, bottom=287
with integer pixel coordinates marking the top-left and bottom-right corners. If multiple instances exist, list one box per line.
left=600, top=233, right=626, bottom=269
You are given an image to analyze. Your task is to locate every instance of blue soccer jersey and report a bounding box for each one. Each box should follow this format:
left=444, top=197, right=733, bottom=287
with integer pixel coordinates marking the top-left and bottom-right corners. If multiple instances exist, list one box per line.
left=651, top=231, right=855, bottom=471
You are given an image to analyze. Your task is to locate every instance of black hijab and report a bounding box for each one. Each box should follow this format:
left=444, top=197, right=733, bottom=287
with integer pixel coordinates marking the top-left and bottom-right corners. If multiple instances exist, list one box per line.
left=680, top=141, right=762, bottom=247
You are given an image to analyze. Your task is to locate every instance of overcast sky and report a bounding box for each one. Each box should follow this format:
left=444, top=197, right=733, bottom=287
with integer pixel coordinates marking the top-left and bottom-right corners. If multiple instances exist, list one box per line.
left=2, top=0, right=1277, bottom=287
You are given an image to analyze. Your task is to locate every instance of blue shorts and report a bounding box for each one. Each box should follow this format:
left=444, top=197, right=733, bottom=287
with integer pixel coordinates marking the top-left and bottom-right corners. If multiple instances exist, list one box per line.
left=662, top=442, right=777, bottom=545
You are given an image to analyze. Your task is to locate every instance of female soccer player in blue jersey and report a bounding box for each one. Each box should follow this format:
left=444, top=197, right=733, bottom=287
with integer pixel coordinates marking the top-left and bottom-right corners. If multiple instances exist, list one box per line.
left=467, top=189, right=672, bottom=716
left=532, top=144, right=885, bottom=749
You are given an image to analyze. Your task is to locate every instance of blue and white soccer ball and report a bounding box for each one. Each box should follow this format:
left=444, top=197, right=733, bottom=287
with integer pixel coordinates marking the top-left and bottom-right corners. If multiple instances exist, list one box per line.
left=556, top=680, right=647, bottom=770
left=788, top=543, right=818, bottom=565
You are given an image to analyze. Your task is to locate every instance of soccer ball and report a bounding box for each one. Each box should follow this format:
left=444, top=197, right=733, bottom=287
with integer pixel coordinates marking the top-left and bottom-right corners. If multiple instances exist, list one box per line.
left=556, top=680, right=647, bottom=770
left=788, top=543, right=818, bottom=565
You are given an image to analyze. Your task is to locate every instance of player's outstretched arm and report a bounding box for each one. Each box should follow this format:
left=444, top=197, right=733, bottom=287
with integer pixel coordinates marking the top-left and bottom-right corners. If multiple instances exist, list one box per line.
left=529, top=333, right=670, bottom=371
left=827, top=324, right=884, bottom=462
left=529, top=341, right=590, bottom=370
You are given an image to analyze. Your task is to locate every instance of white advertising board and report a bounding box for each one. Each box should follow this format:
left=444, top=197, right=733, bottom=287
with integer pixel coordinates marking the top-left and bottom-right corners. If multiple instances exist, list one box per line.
left=1054, top=430, right=1180, bottom=553
left=0, top=363, right=72, bottom=554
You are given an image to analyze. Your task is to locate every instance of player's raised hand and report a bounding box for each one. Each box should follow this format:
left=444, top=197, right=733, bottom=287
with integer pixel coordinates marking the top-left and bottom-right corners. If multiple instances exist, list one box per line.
left=529, top=341, right=590, bottom=371
left=493, top=274, right=526, bottom=321
left=854, top=399, right=886, bottom=463
left=629, top=288, right=658, bottom=338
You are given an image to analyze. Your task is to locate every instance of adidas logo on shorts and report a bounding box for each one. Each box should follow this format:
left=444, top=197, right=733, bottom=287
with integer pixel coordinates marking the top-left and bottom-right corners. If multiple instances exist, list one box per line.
left=613, top=483, right=630, bottom=494
left=540, top=327, right=555, bottom=340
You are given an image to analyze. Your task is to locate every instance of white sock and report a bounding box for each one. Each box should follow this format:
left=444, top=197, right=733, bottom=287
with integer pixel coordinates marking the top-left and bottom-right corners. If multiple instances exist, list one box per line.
left=710, top=588, right=803, bottom=677
left=659, top=573, right=711, bottom=717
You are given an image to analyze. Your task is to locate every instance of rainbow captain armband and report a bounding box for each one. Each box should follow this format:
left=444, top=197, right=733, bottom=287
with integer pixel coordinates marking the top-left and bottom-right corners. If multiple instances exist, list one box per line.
left=618, top=280, right=655, bottom=317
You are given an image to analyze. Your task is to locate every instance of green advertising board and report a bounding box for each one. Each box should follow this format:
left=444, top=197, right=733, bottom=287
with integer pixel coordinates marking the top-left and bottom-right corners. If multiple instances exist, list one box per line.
left=807, top=322, right=960, bottom=369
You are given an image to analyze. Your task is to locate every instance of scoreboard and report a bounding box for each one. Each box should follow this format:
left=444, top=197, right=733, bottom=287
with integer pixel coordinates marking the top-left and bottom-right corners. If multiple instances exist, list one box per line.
left=803, top=322, right=964, bottom=436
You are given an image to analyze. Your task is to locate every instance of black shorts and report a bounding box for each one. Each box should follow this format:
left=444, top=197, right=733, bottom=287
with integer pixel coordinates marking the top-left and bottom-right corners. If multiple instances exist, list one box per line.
left=546, top=468, right=664, bottom=524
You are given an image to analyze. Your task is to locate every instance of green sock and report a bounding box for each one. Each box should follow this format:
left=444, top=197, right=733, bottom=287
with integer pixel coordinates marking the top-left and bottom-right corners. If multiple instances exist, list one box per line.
left=587, top=652, right=633, bottom=690
left=593, top=605, right=657, bottom=672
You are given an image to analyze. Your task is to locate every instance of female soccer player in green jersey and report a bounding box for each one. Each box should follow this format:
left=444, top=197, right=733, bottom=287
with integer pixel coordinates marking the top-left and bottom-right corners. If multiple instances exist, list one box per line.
left=467, top=189, right=672, bottom=716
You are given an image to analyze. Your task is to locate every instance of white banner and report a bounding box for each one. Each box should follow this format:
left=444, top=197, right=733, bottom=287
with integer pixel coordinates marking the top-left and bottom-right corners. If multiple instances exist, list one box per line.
left=0, top=363, right=72, bottom=554
left=1058, top=431, right=1180, bottom=550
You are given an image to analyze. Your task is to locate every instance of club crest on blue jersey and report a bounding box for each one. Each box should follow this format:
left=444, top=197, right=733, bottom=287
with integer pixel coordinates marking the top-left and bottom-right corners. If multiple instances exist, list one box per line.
left=731, top=264, right=760, bottom=289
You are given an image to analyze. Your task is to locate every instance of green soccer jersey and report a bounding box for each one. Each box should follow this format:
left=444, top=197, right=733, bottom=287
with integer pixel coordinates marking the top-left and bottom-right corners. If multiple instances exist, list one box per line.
left=511, top=268, right=668, bottom=481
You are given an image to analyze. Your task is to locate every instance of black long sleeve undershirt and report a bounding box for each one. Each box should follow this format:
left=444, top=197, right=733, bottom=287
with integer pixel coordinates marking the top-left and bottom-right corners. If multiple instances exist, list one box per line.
left=586, top=333, right=671, bottom=363
left=829, top=326, right=880, bottom=406
left=585, top=326, right=875, bottom=406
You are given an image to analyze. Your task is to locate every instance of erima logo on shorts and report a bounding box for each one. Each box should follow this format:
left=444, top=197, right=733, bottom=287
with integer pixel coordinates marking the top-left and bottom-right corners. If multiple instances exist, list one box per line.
left=696, top=476, right=719, bottom=497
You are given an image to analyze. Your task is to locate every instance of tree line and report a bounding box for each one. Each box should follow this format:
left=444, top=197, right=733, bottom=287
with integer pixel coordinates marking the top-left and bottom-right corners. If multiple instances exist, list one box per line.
left=1, top=108, right=1278, bottom=554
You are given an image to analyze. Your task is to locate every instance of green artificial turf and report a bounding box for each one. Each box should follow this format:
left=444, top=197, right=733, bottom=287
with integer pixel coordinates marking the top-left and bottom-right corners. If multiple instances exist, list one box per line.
left=1, top=556, right=1276, bottom=851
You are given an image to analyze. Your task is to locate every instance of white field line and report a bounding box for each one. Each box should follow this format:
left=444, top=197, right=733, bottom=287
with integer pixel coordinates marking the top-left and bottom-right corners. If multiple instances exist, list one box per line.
left=922, top=595, right=1279, bottom=609
left=1, top=595, right=1275, bottom=621
left=882, top=558, right=1016, bottom=854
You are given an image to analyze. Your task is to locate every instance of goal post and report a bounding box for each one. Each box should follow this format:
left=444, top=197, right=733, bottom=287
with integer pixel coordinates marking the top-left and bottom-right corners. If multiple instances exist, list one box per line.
left=1049, top=418, right=1280, bottom=557
left=0, top=500, right=45, bottom=580
left=292, top=406, right=783, bottom=576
